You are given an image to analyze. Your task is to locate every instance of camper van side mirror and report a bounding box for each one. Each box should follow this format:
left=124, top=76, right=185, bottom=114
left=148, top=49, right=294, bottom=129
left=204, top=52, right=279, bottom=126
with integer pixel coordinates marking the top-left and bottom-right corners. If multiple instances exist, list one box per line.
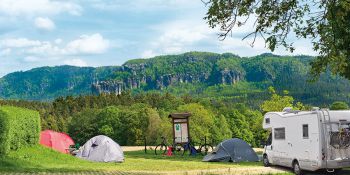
left=260, top=140, right=266, bottom=147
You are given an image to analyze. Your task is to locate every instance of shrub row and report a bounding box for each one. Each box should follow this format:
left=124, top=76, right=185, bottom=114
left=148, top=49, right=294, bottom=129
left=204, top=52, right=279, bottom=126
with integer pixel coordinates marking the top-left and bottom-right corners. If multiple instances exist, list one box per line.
left=0, top=106, right=40, bottom=155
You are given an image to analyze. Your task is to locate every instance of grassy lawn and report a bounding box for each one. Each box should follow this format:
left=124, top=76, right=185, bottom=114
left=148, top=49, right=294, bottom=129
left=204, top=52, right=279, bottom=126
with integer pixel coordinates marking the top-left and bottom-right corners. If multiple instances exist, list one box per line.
left=0, top=145, right=292, bottom=174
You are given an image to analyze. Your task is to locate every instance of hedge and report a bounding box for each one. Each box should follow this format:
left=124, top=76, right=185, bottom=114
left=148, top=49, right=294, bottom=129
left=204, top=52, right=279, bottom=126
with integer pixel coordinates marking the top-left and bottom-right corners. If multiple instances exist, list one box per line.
left=0, top=106, right=41, bottom=155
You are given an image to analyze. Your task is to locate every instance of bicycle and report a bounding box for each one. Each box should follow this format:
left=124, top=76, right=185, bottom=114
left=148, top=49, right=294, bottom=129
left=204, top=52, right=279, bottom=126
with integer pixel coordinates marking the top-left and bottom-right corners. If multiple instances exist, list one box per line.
left=330, top=128, right=350, bottom=149
left=197, top=137, right=214, bottom=155
left=178, top=138, right=197, bottom=156
left=338, top=128, right=350, bottom=149
left=179, top=137, right=214, bottom=156
left=154, top=136, right=183, bottom=155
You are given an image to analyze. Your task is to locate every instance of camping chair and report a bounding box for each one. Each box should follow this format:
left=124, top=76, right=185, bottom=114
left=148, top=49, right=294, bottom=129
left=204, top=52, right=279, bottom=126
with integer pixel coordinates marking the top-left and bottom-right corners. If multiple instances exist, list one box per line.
left=68, top=143, right=80, bottom=155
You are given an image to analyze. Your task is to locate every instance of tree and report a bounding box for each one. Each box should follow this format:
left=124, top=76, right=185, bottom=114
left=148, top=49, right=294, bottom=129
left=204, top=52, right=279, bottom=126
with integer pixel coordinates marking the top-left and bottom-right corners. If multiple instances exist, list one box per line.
left=213, top=115, right=232, bottom=143
left=330, top=101, right=349, bottom=110
left=119, top=103, right=163, bottom=145
left=260, top=87, right=294, bottom=113
left=177, top=103, right=216, bottom=143
left=68, top=108, right=101, bottom=144
left=68, top=104, right=164, bottom=146
left=41, top=114, right=59, bottom=132
left=224, top=109, right=254, bottom=144
left=233, top=103, right=267, bottom=147
left=261, top=86, right=306, bottom=114
left=120, top=104, right=148, bottom=145
left=204, top=0, right=350, bottom=79
left=95, top=106, right=122, bottom=141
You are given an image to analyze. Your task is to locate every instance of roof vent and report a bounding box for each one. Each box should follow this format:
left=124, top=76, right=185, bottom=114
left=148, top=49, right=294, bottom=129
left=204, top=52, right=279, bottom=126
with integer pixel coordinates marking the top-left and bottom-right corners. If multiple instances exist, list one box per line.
left=312, top=107, right=320, bottom=111
left=282, top=107, right=293, bottom=112
left=282, top=107, right=300, bottom=114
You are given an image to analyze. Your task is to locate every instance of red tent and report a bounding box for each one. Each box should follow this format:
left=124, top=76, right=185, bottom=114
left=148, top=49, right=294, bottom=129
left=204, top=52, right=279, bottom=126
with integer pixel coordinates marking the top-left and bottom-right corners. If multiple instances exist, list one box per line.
left=40, top=130, right=75, bottom=154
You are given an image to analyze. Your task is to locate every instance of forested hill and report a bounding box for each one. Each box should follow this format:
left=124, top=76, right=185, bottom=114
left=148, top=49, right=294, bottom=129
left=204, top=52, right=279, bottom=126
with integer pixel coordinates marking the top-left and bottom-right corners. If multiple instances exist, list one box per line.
left=0, top=52, right=349, bottom=105
left=0, top=66, right=120, bottom=100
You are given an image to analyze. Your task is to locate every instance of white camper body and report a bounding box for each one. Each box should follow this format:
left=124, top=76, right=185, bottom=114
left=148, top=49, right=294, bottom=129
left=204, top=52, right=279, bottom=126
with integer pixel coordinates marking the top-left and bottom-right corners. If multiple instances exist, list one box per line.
left=262, top=109, right=350, bottom=172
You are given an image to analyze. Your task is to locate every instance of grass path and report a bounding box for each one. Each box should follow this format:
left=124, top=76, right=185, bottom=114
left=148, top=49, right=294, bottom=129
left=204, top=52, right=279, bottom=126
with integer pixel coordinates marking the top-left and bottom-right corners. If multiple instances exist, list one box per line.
left=2, top=145, right=350, bottom=175
left=0, top=145, right=291, bottom=174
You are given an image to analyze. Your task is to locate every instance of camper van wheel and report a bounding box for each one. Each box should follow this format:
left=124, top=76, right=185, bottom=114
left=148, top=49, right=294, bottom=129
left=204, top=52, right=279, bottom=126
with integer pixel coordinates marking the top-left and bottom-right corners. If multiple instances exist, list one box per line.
left=263, top=155, right=270, bottom=167
left=293, top=161, right=304, bottom=175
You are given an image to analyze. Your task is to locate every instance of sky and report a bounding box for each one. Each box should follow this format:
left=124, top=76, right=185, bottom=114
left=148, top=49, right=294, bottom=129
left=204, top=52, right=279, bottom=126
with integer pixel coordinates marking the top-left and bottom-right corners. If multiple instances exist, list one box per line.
left=0, top=0, right=317, bottom=77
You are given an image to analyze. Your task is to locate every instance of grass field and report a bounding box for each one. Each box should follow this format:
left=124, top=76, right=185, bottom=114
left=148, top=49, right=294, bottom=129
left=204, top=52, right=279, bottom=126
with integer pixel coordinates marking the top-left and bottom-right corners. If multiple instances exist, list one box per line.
left=0, top=145, right=292, bottom=174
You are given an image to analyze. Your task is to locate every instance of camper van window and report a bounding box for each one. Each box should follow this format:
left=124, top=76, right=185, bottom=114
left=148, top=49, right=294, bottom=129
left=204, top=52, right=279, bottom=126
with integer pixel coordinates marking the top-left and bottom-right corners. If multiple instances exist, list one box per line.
left=303, top=124, right=309, bottom=138
left=265, top=118, right=270, bottom=124
left=274, top=128, right=285, bottom=140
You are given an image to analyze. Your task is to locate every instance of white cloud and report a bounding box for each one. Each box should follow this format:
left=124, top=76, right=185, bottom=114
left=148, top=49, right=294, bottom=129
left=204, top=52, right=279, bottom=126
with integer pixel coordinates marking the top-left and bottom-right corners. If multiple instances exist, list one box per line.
left=0, top=0, right=82, bottom=17
left=143, top=20, right=213, bottom=56
left=27, top=41, right=64, bottom=56
left=34, top=17, right=55, bottom=31
left=142, top=15, right=317, bottom=58
left=0, top=48, right=11, bottom=56
left=0, top=33, right=110, bottom=69
left=1, top=33, right=110, bottom=57
left=0, top=38, right=42, bottom=48
left=141, top=50, right=157, bottom=58
left=54, top=38, right=63, bottom=44
left=63, top=58, right=88, bottom=67
left=90, top=0, right=199, bottom=12
left=23, top=56, right=41, bottom=62
left=219, top=37, right=268, bottom=56
left=66, top=33, right=110, bottom=54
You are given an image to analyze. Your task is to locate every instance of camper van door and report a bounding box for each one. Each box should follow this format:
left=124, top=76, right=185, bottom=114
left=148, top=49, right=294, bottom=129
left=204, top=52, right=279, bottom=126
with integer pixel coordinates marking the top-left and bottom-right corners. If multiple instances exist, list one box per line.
left=265, top=133, right=275, bottom=163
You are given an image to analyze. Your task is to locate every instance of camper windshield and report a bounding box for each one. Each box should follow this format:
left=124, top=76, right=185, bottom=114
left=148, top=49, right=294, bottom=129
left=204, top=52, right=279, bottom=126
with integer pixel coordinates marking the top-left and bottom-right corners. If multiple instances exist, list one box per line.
left=266, top=133, right=272, bottom=146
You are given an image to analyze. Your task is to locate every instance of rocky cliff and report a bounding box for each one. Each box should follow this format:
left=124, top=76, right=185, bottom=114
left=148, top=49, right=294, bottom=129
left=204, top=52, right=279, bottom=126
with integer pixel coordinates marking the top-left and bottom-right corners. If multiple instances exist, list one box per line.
left=92, top=52, right=244, bottom=95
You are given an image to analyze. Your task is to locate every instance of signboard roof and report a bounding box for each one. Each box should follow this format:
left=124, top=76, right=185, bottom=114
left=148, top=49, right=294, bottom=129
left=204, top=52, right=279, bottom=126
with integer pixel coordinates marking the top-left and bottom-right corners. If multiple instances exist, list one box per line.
left=168, top=112, right=191, bottom=119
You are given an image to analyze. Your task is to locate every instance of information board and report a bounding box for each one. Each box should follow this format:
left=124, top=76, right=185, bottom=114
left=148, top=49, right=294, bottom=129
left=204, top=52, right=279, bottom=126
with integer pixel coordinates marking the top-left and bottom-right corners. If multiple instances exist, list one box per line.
left=174, top=123, right=182, bottom=143
left=169, top=113, right=190, bottom=144
left=174, top=123, right=188, bottom=143
left=181, top=123, right=188, bottom=142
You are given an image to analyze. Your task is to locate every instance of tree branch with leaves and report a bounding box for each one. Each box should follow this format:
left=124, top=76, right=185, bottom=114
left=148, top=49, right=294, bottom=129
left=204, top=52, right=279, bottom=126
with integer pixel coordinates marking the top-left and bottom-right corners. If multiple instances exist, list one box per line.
left=203, top=0, right=350, bottom=80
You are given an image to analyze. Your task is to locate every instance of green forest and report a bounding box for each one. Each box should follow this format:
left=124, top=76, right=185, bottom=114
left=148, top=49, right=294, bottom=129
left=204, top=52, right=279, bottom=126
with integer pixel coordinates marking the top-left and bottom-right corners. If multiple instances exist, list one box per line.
left=0, top=87, right=348, bottom=147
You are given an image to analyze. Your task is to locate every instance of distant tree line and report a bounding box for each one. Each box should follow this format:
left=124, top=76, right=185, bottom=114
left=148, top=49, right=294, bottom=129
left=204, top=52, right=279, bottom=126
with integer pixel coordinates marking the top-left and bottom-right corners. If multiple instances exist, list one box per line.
left=0, top=89, right=348, bottom=147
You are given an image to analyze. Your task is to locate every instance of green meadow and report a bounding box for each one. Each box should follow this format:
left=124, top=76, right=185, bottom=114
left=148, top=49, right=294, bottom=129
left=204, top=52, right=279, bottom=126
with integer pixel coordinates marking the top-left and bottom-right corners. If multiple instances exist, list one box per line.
left=0, top=145, right=292, bottom=174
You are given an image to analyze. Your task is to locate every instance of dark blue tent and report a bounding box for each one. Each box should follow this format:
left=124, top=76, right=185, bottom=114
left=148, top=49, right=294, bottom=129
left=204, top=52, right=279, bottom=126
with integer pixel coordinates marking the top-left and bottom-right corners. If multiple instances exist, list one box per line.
left=202, top=138, right=259, bottom=162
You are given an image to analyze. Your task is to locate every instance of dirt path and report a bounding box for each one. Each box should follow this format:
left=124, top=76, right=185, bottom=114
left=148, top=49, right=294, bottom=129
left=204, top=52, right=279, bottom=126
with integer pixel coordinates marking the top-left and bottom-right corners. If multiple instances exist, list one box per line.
left=122, top=146, right=154, bottom=152
left=121, top=146, right=264, bottom=152
left=117, top=147, right=286, bottom=174
left=127, top=166, right=287, bottom=175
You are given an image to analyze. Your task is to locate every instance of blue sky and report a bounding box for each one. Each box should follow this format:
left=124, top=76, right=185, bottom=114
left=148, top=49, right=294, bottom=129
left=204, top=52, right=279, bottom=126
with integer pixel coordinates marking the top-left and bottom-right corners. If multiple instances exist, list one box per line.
left=0, top=0, right=316, bottom=77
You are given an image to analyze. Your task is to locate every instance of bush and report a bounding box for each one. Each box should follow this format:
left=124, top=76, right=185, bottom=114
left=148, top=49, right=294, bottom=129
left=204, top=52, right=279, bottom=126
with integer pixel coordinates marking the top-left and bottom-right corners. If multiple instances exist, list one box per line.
left=330, top=101, right=349, bottom=110
left=0, top=106, right=41, bottom=155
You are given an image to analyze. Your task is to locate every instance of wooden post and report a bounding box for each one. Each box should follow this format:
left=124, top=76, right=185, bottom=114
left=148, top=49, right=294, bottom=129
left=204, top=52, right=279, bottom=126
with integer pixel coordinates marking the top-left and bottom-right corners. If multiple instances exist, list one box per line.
left=144, top=136, right=147, bottom=154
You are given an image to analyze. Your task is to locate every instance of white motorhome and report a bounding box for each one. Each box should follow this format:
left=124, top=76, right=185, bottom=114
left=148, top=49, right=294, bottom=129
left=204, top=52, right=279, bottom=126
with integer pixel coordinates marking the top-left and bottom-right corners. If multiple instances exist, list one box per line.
left=262, top=107, right=350, bottom=175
